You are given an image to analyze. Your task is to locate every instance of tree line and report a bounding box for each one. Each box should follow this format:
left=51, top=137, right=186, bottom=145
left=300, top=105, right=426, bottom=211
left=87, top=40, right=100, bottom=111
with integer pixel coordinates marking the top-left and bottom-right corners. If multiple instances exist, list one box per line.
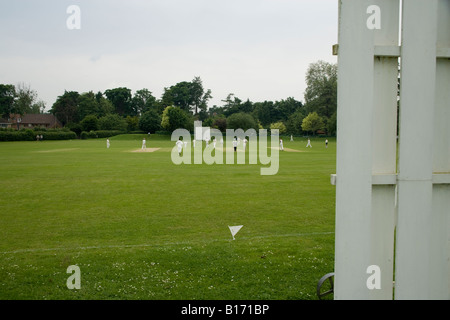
left=0, top=60, right=337, bottom=136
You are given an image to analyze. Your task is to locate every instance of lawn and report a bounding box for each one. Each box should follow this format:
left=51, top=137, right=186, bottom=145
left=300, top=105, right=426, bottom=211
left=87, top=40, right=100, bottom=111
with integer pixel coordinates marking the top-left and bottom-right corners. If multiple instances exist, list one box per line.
left=0, top=134, right=336, bottom=300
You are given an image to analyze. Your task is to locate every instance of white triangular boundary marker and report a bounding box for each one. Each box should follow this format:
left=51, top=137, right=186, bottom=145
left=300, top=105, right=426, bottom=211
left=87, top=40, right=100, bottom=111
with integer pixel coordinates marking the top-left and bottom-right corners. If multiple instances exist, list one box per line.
left=228, top=225, right=243, bottom=240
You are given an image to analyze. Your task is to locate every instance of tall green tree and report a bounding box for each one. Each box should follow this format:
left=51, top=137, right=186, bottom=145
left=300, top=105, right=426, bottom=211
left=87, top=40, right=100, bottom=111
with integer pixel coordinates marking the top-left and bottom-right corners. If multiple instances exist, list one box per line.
left=29, top=101, right=46, bottom=114
left=222, top=93, right=243, bottom=117
left=274, top=97, right=303, bottom=122
left=139, top=110, right=161, bottom=133
left=304, top=60, right=337, bottom=119
left=212, top=117, right=227, bottom=132
left=104, top=87, right=134, bottom=116
left=0, top=84, right=16, bottom=118
left=285, top=110, right=306, bottom=135
left=326, top=111, right=337, bottom=136
left=77, top=91, right=114, bottom=119
left=95, top=92, right=115, bottom=117
left=161, top=106, right=191, bottom=132
left=80, top=114, right=98, bottom=131
left=14, top=83, right=38, bottom=115
left=162, top=77, right=211, bottom=116
left=132, top=89, right=157, bottom=115
left=78, top=91, right=100, bottom=120
left=252, top=101, right=273, bottom=128
left=191, top=76, right=212, bottom=117
left=98, top=114, right=128, bottom=131
left=226, top=112, right=258, bottom=131
left=125, top=116, right=139, bottom=132
left=270, top=121, right=287, bottom=134
left=162, top=82, right=193, bottom=113
left=301, top=112, right=324, bottom=135
left=0, top=83, right=45, bottom=117
left=51, top=91, right=80, bottom=125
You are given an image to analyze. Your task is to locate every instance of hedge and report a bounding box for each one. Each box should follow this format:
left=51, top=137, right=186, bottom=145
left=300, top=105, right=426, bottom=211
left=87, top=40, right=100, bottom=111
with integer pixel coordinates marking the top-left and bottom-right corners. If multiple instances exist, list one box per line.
left=80, top=130, right=124, bottom=139
left=0, top=129, right=77, bottom=141
left=35, top=131, right=77, bottom=140
left=0, top=129, right=123, bottom=141
left=0, top=129, right=35, bottom=141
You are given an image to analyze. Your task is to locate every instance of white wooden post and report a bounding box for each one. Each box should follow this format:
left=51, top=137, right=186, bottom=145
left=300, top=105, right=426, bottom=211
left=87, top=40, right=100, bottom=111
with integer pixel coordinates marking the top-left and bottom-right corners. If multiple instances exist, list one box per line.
left=395, top=0, right=450, bottom=300
left=335, top=0, right=450, bottom=300
left=434, top=0, right=450, bottom=299
left=334, top=0, right=399, bottom=299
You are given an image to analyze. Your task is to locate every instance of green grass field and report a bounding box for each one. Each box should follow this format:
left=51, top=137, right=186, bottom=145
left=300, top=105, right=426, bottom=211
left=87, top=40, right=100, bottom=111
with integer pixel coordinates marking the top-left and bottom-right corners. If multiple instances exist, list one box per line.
left=0, top=134, right=336, bottom=300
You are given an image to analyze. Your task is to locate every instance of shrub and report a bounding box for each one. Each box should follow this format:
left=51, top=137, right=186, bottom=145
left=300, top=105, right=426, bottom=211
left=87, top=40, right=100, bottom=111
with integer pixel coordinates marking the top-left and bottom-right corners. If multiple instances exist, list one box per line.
left=126, top=116, right=139, bottom=132
left=226, top=112, right=258, bottom=131
left=80, top=115, right=99, bottom=132
left=80, top=130, right=123, bottom=139
left=95, top=130, right=123, bottom=138
left=66, top=123, right=83, bottom=136
left=98, top=114, right=128, bottom=131
left=212, top=117, right=227, bottom=132
left=161, top=106, right=192, bottom=132
left=139, top=110, right=161, bottom=133
left=80, top=131, right=97, bottom=139
left=270, top=121, right=287, bottom=134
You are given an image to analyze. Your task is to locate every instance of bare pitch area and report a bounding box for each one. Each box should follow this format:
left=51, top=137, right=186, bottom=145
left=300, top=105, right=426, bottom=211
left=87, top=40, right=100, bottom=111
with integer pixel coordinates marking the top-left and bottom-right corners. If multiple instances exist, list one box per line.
left=129, top=148, right=161, bottom=153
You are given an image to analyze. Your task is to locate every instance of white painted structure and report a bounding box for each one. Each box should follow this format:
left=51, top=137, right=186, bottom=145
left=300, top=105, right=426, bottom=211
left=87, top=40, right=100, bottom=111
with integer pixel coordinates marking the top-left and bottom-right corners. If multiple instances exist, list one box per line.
left=333, top=0, right=449, bottom=299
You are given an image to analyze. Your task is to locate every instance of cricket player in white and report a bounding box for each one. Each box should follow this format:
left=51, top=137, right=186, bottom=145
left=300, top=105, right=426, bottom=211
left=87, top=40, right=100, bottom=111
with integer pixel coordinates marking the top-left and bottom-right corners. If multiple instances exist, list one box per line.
left=306, top=138, right=312, bottom=148
left=176, top=138, right=184, bottom=155
left=106, top=139, right=110, bottom=149
left=142, top=138, right=146, bottom=150
left=279, top=139, right=284, bottom=151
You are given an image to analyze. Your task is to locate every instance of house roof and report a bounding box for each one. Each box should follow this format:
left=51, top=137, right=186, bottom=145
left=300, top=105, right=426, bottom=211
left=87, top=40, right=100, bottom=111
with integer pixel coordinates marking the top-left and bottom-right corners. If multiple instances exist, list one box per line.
left=0, top=114, right=62, bottom=127
left=21, top=114, right=62, bottom=126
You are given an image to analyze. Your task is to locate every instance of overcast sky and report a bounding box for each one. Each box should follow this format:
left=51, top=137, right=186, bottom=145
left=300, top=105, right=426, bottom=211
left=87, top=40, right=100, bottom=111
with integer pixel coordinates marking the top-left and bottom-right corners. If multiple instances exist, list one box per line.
left=0, top=0, right=338, bottom=111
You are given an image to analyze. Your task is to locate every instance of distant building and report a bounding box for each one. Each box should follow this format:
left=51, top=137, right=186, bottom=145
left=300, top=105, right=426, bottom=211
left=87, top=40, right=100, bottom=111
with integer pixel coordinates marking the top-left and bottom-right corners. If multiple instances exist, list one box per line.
left=0, top=114, right=62, bottom=129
